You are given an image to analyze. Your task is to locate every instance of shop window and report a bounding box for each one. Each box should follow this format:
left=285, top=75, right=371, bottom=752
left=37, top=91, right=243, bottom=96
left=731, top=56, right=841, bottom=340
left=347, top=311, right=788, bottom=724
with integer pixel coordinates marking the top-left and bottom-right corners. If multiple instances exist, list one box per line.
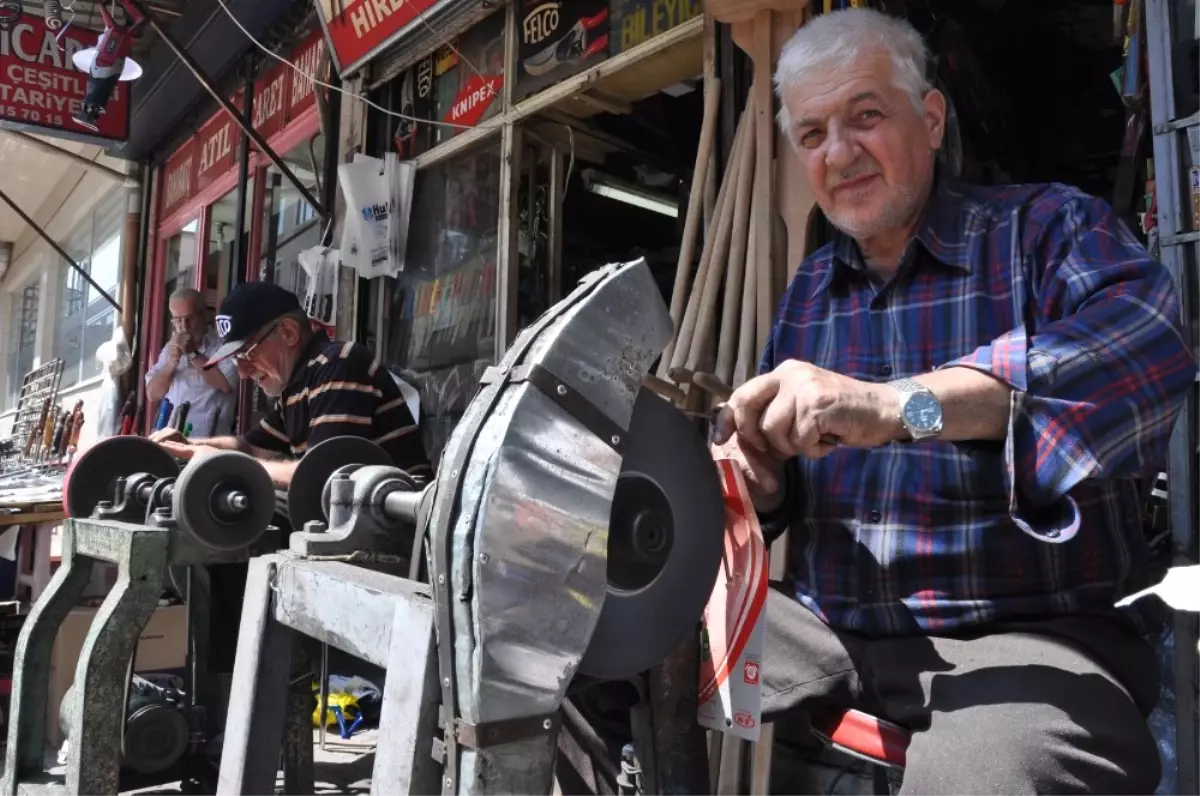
left=53, top=192, right=124, bottom=390
left=381, top=143, right=501, bottom=460
left=5, top=280, right=40, bottom=411
left=260, top=134, right=325, bottom=300
left=206, top=183, right=255, bottom=311
left=161, top=219, right=199, bottom=340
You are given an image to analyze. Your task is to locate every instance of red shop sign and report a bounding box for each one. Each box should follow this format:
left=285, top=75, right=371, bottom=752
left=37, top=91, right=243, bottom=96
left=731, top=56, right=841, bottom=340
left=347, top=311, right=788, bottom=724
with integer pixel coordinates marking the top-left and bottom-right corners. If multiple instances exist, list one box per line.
left=0, top=13, right=131, bottom=142
left=287, top=31, right=326, bottom=120
left=252, top=64, right=288, bottom=139
left=161, top=138, right=198, bottom=220
left=193, top=92, right=242, bottom=195
left=444, top=74, right=503, bottom=128
left=316, top=0, right=442, bottom=77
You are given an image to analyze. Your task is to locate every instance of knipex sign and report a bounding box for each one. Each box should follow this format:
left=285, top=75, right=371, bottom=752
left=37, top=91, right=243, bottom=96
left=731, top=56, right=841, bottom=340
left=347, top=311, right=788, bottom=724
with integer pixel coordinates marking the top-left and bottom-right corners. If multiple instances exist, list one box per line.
left=0, top=13, right=130, bottom=142
left=315, top=0, right=444, bottom=77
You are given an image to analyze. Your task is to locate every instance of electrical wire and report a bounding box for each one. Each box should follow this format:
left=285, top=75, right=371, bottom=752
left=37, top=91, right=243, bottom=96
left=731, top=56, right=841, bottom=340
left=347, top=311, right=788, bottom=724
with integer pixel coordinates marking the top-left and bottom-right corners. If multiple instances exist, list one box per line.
left=211, top=0, right=479, bottom=131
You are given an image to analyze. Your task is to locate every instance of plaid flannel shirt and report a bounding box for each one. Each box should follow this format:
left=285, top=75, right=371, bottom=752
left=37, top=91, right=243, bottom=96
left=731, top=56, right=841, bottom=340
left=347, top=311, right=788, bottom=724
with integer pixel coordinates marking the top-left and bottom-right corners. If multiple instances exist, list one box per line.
left=762, top=174, right=1196, bottom=636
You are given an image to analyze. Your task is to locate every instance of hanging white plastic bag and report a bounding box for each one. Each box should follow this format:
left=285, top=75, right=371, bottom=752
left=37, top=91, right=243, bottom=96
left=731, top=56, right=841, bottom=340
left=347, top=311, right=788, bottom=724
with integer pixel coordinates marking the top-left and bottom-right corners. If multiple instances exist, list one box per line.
left=298, top=245, right=339, bottom=332
left=384, top=152, right=416, bottom=274
left=338, top=156, right=390, bottom=276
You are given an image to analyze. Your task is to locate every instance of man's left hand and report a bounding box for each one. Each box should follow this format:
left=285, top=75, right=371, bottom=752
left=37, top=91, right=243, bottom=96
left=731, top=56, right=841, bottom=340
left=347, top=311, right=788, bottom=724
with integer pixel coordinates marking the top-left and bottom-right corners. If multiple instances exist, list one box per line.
left=719, top=360, right=903, bottom=459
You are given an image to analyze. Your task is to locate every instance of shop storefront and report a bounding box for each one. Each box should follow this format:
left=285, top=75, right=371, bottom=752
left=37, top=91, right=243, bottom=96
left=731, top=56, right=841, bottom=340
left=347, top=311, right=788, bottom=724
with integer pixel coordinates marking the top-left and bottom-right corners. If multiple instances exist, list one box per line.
left=141, top=27, right=330, bottom=431
left=317, top=0, right=706, bottom=458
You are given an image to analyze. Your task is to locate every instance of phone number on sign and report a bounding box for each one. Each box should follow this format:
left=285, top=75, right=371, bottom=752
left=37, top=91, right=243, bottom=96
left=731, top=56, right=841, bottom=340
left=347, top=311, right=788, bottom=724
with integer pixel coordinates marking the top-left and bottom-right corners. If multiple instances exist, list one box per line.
left=0, top=103, right=72, bottom=127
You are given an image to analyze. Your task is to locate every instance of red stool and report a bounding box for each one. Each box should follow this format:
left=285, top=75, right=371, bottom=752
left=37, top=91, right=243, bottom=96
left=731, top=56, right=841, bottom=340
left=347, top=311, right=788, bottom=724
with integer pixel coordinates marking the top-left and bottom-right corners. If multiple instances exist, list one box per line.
left=810, top=707, right=910, bottom=794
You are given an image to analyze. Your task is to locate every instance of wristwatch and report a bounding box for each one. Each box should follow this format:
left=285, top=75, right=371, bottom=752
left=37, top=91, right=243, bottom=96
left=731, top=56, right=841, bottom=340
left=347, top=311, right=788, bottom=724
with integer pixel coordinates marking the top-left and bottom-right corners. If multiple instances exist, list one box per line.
left=888, top=377, right=944, bottom=441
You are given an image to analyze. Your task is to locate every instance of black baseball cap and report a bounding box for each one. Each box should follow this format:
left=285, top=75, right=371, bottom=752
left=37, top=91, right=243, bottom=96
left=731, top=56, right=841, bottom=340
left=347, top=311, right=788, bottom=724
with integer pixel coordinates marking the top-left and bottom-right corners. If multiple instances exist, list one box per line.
left=203, top=282, right=302, bottom=369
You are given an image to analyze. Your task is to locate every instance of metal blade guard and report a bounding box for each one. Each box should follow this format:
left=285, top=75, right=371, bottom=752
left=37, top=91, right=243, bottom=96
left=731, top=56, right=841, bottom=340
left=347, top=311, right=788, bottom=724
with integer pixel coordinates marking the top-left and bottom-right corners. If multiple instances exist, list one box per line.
left=427, top=258, right=673, bottom=792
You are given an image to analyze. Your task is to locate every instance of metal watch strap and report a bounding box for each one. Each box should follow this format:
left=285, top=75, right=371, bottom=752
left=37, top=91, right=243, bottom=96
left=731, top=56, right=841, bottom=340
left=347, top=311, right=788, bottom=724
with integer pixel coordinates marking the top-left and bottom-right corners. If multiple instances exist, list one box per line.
left=889, top=377, right=928, bottom=396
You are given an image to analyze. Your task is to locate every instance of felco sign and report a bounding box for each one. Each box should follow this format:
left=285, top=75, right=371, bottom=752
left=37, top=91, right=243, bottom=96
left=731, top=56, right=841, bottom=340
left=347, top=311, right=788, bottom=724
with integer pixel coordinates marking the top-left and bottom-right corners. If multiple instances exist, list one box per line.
left=315, top=0, right=444, bottom=78
left=515, top=0, right=609, bottom=101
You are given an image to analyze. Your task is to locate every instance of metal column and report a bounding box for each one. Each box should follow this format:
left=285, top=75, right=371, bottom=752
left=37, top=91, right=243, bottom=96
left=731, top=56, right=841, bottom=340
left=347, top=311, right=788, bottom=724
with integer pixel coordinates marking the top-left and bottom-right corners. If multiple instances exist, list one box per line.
left=1147, top=1, right=1200, bottom=793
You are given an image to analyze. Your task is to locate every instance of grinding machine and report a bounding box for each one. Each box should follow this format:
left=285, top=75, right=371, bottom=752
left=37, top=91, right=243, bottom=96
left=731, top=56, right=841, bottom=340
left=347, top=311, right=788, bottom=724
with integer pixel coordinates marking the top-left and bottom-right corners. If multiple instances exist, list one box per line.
left=1, top=439, right=280, bottom=795
left=216, top=258, right=728, bottom=794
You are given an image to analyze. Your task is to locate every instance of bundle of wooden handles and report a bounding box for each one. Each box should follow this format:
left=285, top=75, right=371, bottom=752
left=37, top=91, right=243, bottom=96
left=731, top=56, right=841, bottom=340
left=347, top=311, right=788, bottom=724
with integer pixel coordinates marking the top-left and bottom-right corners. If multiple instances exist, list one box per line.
left=650, top=73, right=781, bottom=409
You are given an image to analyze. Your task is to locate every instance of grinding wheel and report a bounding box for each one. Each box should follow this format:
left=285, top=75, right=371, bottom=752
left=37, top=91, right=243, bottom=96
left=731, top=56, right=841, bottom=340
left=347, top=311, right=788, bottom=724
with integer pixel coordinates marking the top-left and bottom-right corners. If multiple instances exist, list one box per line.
left=578, top=389, right=725, bottom=679
left=122, top=703, right=189, bottom=774
left=173, top=451, right=275, bottom=551
left=62, top=436, right=179, bottom=519
left=287, top=436, right=392, bottom=529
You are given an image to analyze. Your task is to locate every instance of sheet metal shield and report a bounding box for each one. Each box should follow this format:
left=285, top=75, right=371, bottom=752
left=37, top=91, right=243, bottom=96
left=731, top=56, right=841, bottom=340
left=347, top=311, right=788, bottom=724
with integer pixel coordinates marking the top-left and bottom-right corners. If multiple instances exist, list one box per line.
left=62, top=436, right=179, bottom=518
left=428, top=260, right=673, bottom=787
left=174, top=451, right=275, bottom=551
left=288, top=436, right=392, bottom=528
left=579, top=389, right=724, bottom=678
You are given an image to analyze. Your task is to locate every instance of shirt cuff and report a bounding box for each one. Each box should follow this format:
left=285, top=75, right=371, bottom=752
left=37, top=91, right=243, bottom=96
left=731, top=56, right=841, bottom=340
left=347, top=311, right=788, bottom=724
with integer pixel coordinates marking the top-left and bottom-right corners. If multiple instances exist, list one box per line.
left=944, top=335, right=1082, bottom=545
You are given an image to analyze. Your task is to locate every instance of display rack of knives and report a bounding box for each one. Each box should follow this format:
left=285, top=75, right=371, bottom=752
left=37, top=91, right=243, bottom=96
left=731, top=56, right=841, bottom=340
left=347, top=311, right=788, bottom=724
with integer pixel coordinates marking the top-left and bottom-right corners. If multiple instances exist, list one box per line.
left=0, top=359, right=72, bottom=521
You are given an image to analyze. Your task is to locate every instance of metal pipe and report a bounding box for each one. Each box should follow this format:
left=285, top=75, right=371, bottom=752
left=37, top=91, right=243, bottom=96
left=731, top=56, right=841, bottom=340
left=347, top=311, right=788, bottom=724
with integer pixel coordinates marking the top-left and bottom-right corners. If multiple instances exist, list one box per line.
left=231, top=55, right=254, bottom=282
left=0, top=130, right=132, bottom=185
left=382, top=489, right=424, bottom=523
left=125, top=0, right=326, bottom=219
left=0, top=185, right=122, bottom=313
left=121, top=178, right=142, bottom=343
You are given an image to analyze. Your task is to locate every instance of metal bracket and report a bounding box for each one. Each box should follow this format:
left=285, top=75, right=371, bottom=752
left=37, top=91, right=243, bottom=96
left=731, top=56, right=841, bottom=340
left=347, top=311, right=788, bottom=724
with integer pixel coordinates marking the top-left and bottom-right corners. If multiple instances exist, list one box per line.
left=479, top=363, right=626, bottom=454
left=124, top=0, right=326, bottom=220
left=454, top=712, right=560, bottom=750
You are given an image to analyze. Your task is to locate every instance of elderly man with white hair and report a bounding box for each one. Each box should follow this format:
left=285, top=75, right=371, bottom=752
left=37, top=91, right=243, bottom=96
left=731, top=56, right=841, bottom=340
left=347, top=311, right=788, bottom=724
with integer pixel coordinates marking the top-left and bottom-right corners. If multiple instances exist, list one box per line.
left=557, top=7, right=1195, bottom=796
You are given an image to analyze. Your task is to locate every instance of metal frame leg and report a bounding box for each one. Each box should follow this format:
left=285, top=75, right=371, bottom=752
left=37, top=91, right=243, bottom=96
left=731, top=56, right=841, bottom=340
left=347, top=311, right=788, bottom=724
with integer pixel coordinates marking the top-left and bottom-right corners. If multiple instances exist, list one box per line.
left=370, top=594, right=440, bottom=795
left=217, top=556, right=297, bottom=795
left=1, top=526, right=95, bottom=794
left=67, top=530, right=170, bottom=794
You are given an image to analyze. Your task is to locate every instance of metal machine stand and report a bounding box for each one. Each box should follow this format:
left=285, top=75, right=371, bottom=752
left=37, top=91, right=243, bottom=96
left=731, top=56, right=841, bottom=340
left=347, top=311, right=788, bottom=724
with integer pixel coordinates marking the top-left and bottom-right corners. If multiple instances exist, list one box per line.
left=217, top=260, right=726, bottom=795
left=1, top=442, right=275, bottom=796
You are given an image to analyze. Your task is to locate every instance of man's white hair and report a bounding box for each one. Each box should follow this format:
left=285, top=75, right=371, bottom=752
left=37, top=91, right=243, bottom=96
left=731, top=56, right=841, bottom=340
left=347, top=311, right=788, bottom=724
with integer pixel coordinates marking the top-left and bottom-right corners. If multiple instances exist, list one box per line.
left=774, top=8, right=932, bottom=144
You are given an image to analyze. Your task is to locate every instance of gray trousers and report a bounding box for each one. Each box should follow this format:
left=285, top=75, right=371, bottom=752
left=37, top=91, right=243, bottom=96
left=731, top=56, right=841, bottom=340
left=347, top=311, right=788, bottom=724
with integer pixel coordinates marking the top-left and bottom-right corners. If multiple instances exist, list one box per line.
left=559, top=585, right=1162, bottom=795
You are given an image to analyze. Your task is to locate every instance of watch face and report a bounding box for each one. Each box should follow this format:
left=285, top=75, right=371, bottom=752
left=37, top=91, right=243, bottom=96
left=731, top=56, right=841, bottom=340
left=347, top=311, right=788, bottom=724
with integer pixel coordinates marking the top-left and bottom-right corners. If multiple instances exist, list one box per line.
left=903, top=392, right=943, bottom=433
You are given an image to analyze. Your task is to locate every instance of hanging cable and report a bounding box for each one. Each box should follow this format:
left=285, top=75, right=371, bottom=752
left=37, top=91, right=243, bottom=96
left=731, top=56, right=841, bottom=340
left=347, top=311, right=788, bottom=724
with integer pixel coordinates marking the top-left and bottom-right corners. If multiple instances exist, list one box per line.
left=211, top=0, right=493, bottom=131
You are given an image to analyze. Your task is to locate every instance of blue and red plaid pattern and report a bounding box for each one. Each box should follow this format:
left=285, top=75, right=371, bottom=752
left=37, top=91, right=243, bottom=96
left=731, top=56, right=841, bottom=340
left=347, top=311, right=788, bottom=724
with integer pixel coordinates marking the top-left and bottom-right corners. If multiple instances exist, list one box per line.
left=762, top=174, right=1196, bottom=636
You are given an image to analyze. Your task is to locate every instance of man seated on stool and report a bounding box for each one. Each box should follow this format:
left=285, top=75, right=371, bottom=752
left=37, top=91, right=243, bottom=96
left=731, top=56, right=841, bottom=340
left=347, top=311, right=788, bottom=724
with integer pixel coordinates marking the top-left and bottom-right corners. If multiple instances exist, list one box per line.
left=150, top=281, right=430, bottom=502
left=145, top=288, right=238, bottom=437
left=706, top=8, right=1193, bottom=795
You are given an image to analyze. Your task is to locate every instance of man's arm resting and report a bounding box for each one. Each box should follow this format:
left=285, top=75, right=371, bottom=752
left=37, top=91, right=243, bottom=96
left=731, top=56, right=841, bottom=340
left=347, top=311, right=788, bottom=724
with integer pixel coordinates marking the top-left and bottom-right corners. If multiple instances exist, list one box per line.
left=898, top=367, right=1012, bottom=443
left=188, top=435, right=283, bottom=460
left=921, top=197, right=1196, bottom=545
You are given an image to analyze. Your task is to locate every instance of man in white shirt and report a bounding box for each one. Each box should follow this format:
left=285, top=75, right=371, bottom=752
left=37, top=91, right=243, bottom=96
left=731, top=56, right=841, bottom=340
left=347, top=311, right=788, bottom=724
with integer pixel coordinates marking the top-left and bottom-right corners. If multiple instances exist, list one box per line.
left=145, top=288, right=238, bottom=436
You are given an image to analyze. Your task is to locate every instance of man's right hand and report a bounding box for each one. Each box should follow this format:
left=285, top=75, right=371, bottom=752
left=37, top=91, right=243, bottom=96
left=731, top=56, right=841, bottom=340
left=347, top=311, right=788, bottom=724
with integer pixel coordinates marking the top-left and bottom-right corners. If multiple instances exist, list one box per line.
left=711, top=404, right=786, bottom=514
left=149, top=427, right=186, bottom=444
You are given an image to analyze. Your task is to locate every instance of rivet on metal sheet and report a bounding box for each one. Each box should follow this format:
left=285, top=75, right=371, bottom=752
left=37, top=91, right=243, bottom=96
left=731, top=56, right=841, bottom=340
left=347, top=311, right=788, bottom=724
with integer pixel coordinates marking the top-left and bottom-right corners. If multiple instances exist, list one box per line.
left=479, top=553, right=489, bottom=564
left=556, top=384, right=568, bottom=396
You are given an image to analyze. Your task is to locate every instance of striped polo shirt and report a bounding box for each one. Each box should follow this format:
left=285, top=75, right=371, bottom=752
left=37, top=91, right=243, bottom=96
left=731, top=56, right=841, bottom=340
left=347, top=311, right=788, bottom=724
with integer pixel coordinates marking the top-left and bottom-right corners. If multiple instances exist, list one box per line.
left=242, top=333, right=431, bottom=476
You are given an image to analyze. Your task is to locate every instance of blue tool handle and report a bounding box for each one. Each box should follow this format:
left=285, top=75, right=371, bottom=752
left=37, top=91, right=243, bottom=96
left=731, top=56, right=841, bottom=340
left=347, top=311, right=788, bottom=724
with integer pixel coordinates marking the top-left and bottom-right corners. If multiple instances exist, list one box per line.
left=154, top=400, right=172, bottom=431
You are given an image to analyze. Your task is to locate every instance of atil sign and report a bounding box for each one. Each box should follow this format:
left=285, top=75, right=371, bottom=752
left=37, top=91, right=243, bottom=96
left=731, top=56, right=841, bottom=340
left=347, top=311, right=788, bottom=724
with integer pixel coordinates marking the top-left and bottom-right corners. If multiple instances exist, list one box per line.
left=0, top=13, right=131, bottom=142
left=159, top=30, right=327, bottom=221
left=316, top=0, right=444, bottom=78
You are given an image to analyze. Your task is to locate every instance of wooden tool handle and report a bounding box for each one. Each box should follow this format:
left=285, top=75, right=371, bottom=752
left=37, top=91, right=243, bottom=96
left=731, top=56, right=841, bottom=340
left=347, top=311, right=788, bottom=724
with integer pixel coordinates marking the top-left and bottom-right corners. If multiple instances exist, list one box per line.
left=669, top=111, right=751, bottom=380
left=692, top=371, right=733, bottom=402
left=642, top=374, right=686, bottom=404
left=659, top=76, right=723, bottom=379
